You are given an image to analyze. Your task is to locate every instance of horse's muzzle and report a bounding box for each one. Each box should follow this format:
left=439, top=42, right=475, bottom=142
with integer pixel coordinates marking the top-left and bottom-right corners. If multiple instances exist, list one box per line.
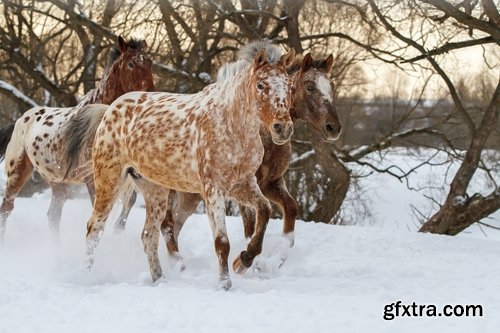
left=322, top=122, right=342, bottom=141
left=271, top=121, right=294, bottom=145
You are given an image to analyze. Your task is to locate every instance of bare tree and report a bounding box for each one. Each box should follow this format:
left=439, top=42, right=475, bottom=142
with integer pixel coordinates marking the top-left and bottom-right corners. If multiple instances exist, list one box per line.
left=1, top=0, right=498, bottom=231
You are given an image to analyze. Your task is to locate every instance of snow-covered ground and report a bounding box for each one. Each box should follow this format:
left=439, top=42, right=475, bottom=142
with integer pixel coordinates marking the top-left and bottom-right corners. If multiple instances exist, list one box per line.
left=1, top=149, right=499, bottom=332
left=1, top=197, right=500, bottom=333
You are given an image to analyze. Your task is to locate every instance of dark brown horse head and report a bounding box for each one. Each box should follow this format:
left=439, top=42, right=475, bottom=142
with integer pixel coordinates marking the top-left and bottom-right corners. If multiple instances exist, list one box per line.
left=111, top=36, right=155, bottom=93
left=289, top=53, right=342, bottom=141
left=250, top=47, right=295, bottom=145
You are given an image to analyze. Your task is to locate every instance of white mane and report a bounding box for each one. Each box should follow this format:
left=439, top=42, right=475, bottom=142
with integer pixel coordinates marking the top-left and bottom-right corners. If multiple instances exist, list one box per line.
left=216, top=59, right=249, bottom=84
left=238, top=40, right=283, bottom=64
left=216, top=41, right=284, bottom=85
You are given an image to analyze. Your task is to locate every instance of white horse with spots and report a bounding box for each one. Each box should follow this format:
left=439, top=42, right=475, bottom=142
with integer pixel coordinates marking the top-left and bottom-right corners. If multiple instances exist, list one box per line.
left=0, top=37, right=155, bottom=239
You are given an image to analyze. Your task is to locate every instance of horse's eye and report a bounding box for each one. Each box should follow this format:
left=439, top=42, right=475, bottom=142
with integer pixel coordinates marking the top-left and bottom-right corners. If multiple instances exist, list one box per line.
left=128, top=61, right=135, bottom=69
left=307, top=85, right=315, bottom=92
left=256, top=82, right=265, bottom=90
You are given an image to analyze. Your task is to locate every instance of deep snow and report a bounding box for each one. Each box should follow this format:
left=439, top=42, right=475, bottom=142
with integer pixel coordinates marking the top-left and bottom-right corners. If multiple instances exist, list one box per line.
left=1, top=148, right=499, bottom=332
left=1, top=196, right=499, bottom=333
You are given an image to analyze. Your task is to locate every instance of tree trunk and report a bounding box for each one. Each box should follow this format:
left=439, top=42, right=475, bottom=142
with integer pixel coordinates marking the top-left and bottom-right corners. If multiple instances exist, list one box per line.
left=283, top=0, right=305, bottom=52
left=309, top=132, right=351, bottom=223
left=420, top=81, right=500, bottom=234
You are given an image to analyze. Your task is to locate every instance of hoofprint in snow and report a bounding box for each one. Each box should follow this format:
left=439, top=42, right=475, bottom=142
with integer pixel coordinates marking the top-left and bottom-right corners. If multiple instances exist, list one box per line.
left=0, top=195, right=499, bottom=333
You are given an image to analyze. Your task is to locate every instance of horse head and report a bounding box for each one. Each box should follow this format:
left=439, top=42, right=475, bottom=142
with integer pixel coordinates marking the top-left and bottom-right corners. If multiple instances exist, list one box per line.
left=114, top=36, right=155, bottom=93
left=291, top=53, right=342, bottom=141
left=250, top=48, right=295, bottom=145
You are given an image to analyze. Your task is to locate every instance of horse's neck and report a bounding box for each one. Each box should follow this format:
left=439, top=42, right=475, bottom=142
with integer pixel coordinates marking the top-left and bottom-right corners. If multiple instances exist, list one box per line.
left=77, top=61, right=122, bottom=106
left=289, top=71, right=302, bottom=123
left=218, top=74, right=260, bottom=139
left=93, top=68, right=123, bottom=105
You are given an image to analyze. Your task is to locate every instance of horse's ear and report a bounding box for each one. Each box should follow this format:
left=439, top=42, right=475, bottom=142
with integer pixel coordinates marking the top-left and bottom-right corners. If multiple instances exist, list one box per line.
left=280, top=48, right=295, bottom=67
left=301, top=53, right=313, bottom=72
left=118, top=36, right=128, bottom=53
left=324, top=54, right=334, bottom=73
left=254, top=48, right=267, bottom=68
left=140, top=40, right=148, bottom=52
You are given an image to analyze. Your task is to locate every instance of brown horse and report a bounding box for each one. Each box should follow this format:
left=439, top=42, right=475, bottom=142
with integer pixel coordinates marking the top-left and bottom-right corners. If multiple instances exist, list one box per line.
left=72, top=42, right=295, bottom=289
left=153, top=51, right=342, bottom=265
left=0, top=36, right=155, bottom=238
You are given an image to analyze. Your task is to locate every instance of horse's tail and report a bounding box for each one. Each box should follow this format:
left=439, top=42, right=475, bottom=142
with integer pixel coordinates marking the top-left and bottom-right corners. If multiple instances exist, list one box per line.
left=0, top=123, right=15, bottom=162
left=62, top=104, right=108, bottom=179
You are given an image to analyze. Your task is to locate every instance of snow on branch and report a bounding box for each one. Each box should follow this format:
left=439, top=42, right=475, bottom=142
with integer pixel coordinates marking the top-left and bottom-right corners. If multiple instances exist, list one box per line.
left=290, top=150, right=315, bottom=168
left=0, top=80, right=38, bottom=108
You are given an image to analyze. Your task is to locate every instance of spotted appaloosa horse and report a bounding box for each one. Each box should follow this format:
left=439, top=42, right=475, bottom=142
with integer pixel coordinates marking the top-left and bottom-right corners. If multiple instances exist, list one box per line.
left=151, top=50, right=342, bottom=263
left=76, top=43, right=295, bottom=289
left=0, top=36, right=155, bottom=238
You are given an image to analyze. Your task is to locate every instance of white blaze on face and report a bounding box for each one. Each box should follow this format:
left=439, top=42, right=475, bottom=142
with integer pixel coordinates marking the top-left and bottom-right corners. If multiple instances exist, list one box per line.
left=268, top=74, right=289, bottom=110
left=317, top=76, right=333, bottom=103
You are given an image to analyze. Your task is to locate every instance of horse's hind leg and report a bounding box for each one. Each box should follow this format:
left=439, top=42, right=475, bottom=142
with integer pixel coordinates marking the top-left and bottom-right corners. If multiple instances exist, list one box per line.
left=161, top=191, right=201, bottom=258
left=230, top=176, right=272, bottom=275
left=113, top=176, right=137, bottom=231
left=85, top=159, right=124, bottom=268
left=239, top=205, right=256, bottom=239
left=134, top=179, right=169, bottom=282
left=47, top=182, right=70, bottom=235
left=262, top=177, right=298, bottom=247
left=0, top=152, right=33, bottom=238
left=85, top=177, right=95, bottom=204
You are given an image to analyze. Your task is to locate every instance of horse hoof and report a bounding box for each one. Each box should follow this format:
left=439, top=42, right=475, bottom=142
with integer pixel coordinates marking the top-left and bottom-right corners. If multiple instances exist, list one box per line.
left=151, top=268, right=163, bottom=283
left=169, top=252, right=186, bottom=272
left=278, top=257, right=286, bottom=269
left=232, top=255, right=249, bottom=275
left=113, top=225, right=126, bottom=234
left=86, top=255, right=94, bottom=271
left=218, top=277, right=232, bottom=291
left=283, top=232, right=295, bottom=248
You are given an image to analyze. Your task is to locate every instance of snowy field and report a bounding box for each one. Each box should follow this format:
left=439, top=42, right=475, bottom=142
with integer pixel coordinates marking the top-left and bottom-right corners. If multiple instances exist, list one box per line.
left=1, top=149, right=499, bottom=333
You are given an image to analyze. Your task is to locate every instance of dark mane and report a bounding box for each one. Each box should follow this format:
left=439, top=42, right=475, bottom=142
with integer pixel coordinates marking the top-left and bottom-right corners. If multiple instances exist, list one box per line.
left=287, top=56, right=327, bottom=75
left=108, top=37, right=144, bottom=64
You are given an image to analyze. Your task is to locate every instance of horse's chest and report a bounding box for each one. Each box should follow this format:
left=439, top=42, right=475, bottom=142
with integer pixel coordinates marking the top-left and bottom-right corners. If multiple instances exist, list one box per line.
left=200, top=136, right=264, bottom=187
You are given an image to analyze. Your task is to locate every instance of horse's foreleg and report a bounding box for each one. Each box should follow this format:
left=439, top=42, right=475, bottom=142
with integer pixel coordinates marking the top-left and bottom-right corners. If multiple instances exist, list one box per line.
left=161, top=191, right=201, bottom=258
left=114, top=177, right=137, bottom=231
left=134, top=180, right=169, bottom=282
left=239, top=205, right=256, bottom=240
left=47, top=183, right=70, bottom=235
left=0, top=152, right=33, bottom=239
left=204, top=188, right=231, bottom=290
left=229, top=176, right=271, bottom=275
left=85, top=160, right=124, bottom=269
left=262, top=177, right=299, bottom=247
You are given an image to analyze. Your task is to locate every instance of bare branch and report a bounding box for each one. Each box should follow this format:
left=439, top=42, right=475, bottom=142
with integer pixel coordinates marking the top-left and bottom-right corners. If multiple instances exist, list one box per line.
left=368, top=0, right=477, bottom=137
left=420, top=0, right=500, bottom=44
left=402, top=36, right=495, bottom=63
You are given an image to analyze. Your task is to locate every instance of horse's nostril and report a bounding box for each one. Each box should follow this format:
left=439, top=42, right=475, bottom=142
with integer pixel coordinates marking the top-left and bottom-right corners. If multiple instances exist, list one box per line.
left=273, top=123, right=283, bottom=133
left=325, top=124, right=335, bottom=133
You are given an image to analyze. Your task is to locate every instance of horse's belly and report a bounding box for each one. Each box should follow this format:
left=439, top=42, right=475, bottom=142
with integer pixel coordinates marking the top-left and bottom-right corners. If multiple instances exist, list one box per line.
left=25, top=127, right=66, bottom=181
left=135, top=161, right=202, bottom=194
